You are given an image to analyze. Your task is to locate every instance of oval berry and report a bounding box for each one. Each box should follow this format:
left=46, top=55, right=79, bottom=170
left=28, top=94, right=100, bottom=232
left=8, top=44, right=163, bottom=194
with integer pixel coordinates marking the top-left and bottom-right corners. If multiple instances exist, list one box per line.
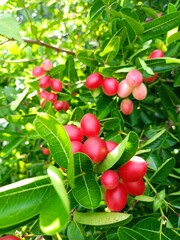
left=41, top=147, right=50, bottom=155
left=132, top=83, right=147, bottom=101
left=82, top=137, right=108, bottom=163
left=118, top=156, right=147, bottom=182
left=105, top=183, right=128, bottom=212
left=80, top=113, right=100, bottom=138
left=120, top=99, right=134, bottom=115
left=126, top=69, right=143, bottom=88
left=102, top=78, right=119, bottom=96
left=46, top=92, right=58, bottom=102
left=51, top=79, right=63, bottom=92
left=149, top=49, right=164, bottom=59
left=106, top=140, right=118, bottom=152
left=71, top=141, right=83, bottom=154
left=39, top=76, right=51, bottom=89
left=117, top=79, right=132, bottom=98
left=86, top=72, right=103, bottom=90
left=143, top=73, right=158, bottom=83
left=32, top=66, right=45, bottom=78
left=42, top=59, right=53, bottom=71
left=101, top=170, right=119, bottom=190
left=64, top=125, right=84, bottom=142
left=0, top=236, right=21, bottom=240
left=123, top=179, right=145, bottom=196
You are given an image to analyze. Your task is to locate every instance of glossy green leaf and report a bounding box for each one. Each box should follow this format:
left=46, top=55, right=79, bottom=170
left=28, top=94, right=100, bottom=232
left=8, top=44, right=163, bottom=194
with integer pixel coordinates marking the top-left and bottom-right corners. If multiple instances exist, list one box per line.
left=0, top=137, right=24, bottom=158
left=96, top=95, right=117, bottom=120
left=141, top=6, right=159, bottom=19
left=106, top=228, right=119, bottom=240
left=167, top=31, right=180, bottom=44
left=72, top=153, right=101, bottom=209
left=150, top=157, right=176, bottom=183
left=100, top=36, right=121, bottom=63
left=40, top=166, right=70, bottom=235
left=0, top=175, right=53, bottom=229
left=135, top=195, right=155, bottom=202
left=74, top=211, right=132, bottom=226
left=118, top=227, right=149, bottom=240
left=77, top=50, right=98, bottom=67
left=67, top=221, right=86, bottom=240
left=141, top=128, right=166, bottom=148
left=143, top=12, right=180, bottom=39
left=94, top=132, right=139, bottom=173
left=0, top=14, right=23, bottom=42
left=10, top=87, right=29, bottom=111
left=64, top=56, right=77, bottom=83
left=133, top=218, right=160, bottom=240
left=153, top=189, right=166, bottom=212
left=87, top=0, right=106, bottom=22
left=33, top=112, right=74, bottom=187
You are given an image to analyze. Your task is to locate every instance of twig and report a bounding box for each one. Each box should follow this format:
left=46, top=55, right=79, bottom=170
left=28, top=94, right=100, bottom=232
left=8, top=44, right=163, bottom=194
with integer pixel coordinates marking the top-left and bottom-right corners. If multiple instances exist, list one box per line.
left=23, top=38, right=75, bottom=55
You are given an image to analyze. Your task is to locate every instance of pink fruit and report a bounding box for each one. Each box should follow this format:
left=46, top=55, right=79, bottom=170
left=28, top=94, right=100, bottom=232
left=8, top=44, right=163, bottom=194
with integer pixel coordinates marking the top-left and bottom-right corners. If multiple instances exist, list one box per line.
left=39, top=76, right=51, bottom=89
left=102, top=78, right=119, bottom=96
left=123, top=179, right=146, bottom=196
left=143, top=73, right=158, bottom=83
left=132, top=83, right=147, bottom=101
left=86, top=72, right=103, bottom=90
left=42, top=59, right=53, bottom=71
left=51, top=79, right=63, bottom=92
left=32, top=66, right=45, bottom=78
left=149, top=49, right=164, bottom=59
left=106, top=140, right=118, bottom=152
left=80, top=113, right=101, bottom=138
left=71, top=141, right=83, bottom=153
left=126, top=70, right=143, bottom=88
left=64, top=125, right=84, bottom=142
left=101, top=170, right=119, bottom=190
left=117, top=79, right=132, bottom=98
left=120, top=99, right=134, bottom=115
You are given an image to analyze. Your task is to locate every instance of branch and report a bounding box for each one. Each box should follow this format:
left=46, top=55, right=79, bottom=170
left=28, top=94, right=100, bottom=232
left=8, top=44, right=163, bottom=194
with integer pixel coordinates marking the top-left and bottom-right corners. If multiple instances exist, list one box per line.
left=23, top=38, right=75, bottom=55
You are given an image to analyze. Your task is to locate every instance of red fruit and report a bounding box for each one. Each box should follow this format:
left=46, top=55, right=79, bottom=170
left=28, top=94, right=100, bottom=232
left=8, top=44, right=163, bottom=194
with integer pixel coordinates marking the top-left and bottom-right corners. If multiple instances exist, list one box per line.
left=41, top=147, right=50, bottom=155
left=143, top=73, right=158, bottom=83
left=105, top=183, right=128, bottom=211
left=82, top=137, right=108, bottom=163
left=86, top=72, right=103, bottom=90
left=132, top=83, right=147, bottom=101
left=117, top=79, right=132, bottom=98
left=64, top=125, right=84, bottom=142
left=101, top=170, right=119, bottom=190
left=149, top=49, right=164, bottom=59
left=71, top=141, right=83, bottom=153
left=51, top=79, right=63, bottom=92
left=39, top=76, right=51, bottom=89
left=80, top=113, right=101, bottom=138
left=126, top=69, right=143, bottom=88
left=118, top=156, right=147, bottom=182
left=46, top=92, right=57, bottom=102
left=39, top=90, right=49, bottom=100
left=42, top=59, right=53, bottom=71
left=54, top=101, right=69, bottom=111
left=32, top=66, right=45, bottom=78
left=123, top=179, right=146, bottom=196
left=106, top=140, right=118, bottom=152
left=102, top=78, right=119, bottom=96
left=120, top=99, right=134, bottom=115
left=0, top=236, right=20, bottom=240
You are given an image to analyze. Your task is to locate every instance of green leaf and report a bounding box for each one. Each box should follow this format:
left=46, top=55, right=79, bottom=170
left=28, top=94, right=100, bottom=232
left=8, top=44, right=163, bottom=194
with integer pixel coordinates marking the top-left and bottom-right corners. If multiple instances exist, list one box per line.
left=33, top=112, right=74, bottom=188
left=0, top=175, right=53, bottom=229
left=100, top=36, right=121, bottom=63
left=64, top=56, right=77, bottom=83
left=77, top=50, right=98, bottom=67
left=72, top=153, right=101, bottom=209
left=94, top=132, right=139, bottom=173
left=143, top=12, right=180, bottom=39
left=10, top=87, right=29, bottom=111
left=133, top=218, right=160, bottom=240
left=150, top=157, right=176, bottom=183
left=167, top=31, right=180, bottom=44
left=39, top=166, right=70, bottom=235
left=141, top=129, right=166, bottom=148
left=67, top=221, right=86, bottom=240
left=0, top=137, right=25, bottom=158
left=96, top=95, right=117, bottom=120
left=74, top=211, right=132, bottom=226
left=87, top=0, right=106, bottom=22
left=153, top=189, right=166, bottom=212
left=135, top=195, right=155, bottom=202
left=141, top=6, right=159, bottom=19
left=0, top=14, right=23, bottom=42
left=118, top=227, right=149, bottom=240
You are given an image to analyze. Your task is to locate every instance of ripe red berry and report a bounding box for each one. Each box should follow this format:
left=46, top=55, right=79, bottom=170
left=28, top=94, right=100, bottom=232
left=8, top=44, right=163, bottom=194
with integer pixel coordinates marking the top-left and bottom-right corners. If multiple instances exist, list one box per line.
left=106, top=140, right=118, bottom=152
left=32, top=66, right=45, bottom=78
left=132, top=83, right=147, bottom=101
left=86, top=72, right=103, bottom=90
left=41, top=147, right=50, bottom=155
left=120, top=99, right=134, bottom=115
left=80, top=113, right=101, bottom=138
left=82, top=137, right=108, bottom=163
left=118, top=156, right=147, bottom=182
left=149, top=49, right=164, bottom=59
left=105, top=183, right=128, bottom=211
left=39, top=90, right=49, bottom=100
left=54, top=101, right=69, bottom=111
left=102, top=78, right=119, bottom=96
left=117, top=79, right=132, bottom=98
left=42, top=59, right=53, bottom=71
left=51, top=79, right=63, bottom=92
left=143, top=73, right=158, bottom=83
left=125, top=69, right=143, bottom=88
left=0, top=236, right=21, bottom=240
left=64, top=125, right=84, bottom=142
left=123, top=179, right=146, bottom=196
left=101, top=170, right=119, bottom=190
left=46, top=92, right=58, bottom=102
left=39, top=76, right=51, bottom=89
left=71, top=141, right=83, bottom=153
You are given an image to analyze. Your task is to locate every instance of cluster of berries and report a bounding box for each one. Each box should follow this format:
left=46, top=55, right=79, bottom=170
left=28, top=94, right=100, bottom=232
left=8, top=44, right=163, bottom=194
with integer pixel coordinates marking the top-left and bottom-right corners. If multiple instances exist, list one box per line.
left=32, top=59, right=69, bottom=111
left=85, top=49, right=165, bottom=115
left=101, top=156, right=147, bottom=211
left=64, top=113, right=118, bottom=163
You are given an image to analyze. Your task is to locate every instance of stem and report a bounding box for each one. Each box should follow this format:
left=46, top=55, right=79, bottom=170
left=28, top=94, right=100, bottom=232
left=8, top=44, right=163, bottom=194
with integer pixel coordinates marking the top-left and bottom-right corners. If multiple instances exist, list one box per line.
left=21, top=0, right=32, bottom=24
left=144, top=176, right=158, bottom=195
left=23, top=38, right=75, bottom=55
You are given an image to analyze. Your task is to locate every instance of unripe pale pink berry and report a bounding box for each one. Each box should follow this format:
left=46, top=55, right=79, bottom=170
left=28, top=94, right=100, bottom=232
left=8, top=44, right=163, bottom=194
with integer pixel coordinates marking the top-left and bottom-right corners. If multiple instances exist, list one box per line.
left=42, top=59, right=53, bottom=71
left=126, top=70, right=143, bottom=88
left=120, top=99, right=134, bottom=115
left=132, top=83, right=147, bottom=101
left=117, top=79, right=132, bottom=98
